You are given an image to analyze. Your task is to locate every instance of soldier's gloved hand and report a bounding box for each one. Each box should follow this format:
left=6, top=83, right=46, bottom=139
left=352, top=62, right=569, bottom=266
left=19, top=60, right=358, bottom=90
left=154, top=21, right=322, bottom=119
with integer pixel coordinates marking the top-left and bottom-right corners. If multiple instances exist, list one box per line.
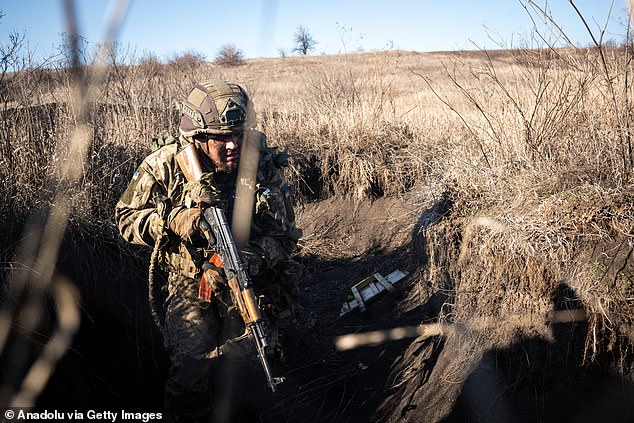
left=201, top=262, right=228, bottom=296
left=167, top=207, right=206, bottom=246
left=240, top=247, right=265, bottom=277
left=191, top=181, right=216, bottom=207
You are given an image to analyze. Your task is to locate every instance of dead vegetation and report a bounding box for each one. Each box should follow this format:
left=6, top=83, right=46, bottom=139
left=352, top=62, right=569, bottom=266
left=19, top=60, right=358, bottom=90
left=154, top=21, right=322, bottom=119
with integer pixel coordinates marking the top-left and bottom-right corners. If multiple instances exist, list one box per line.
left=1, top=3, right=634, bottom=419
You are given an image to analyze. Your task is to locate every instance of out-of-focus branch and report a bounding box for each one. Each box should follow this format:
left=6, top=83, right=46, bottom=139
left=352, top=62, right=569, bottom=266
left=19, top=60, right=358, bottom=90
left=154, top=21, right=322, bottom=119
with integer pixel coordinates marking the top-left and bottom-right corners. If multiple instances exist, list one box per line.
left=335, top=310, right=588, bottom=351
left=10, top=277, right=80, bottom=408
left=0, top=0, right=130, bottom=409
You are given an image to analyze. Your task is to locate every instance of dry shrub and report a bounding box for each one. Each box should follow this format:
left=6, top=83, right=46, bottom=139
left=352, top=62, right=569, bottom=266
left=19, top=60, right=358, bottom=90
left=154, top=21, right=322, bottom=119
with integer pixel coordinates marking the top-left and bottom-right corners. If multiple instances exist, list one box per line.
left=408, top=40, right=634, bottom=363
left=1, top=46, right=173, bottom=224
left=260, top=54, right=430, bottom=200
left=214, top=44, right=246, bottom=67
left=418, top=48, right=628, bottom=207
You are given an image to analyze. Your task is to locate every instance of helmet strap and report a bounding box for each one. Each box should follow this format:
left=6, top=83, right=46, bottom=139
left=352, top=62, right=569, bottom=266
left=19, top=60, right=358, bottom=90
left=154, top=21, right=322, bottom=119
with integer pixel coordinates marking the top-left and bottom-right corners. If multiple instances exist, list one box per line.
left=194, top=141, right=220, bottom=173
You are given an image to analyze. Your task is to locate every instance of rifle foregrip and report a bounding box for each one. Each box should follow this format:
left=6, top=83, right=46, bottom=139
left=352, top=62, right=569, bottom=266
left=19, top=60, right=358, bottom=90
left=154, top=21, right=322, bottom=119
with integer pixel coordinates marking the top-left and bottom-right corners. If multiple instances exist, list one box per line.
left=242, top=288, right=263, bottom=323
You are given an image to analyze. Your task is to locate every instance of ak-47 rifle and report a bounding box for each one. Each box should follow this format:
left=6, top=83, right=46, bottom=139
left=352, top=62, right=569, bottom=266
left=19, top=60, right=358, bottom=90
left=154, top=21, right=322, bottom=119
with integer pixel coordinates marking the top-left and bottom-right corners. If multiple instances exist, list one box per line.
left=176, top=142, right=284, bottom=392
left=200, top=207, right=285, bottom=392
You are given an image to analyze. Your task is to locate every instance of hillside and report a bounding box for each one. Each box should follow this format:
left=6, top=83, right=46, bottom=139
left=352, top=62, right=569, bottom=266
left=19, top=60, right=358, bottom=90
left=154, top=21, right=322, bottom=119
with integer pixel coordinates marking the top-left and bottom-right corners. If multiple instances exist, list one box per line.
left=1, top=48, right=633, bottom=421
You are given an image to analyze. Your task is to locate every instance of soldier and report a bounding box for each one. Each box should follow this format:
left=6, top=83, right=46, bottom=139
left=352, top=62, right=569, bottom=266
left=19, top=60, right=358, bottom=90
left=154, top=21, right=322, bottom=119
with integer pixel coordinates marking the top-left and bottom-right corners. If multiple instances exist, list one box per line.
left=115, top=80, right=302, bottom=422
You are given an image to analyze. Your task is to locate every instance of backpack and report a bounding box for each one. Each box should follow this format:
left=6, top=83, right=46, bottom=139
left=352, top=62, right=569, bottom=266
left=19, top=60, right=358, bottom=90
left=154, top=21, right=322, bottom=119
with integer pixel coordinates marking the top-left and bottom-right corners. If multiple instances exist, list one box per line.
left=150, top=132, right=179, bottom=153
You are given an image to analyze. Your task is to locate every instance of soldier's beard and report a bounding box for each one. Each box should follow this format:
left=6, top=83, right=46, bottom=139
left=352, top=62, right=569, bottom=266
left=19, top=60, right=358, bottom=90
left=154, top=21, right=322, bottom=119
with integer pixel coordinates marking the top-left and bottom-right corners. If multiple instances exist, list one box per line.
left=214, top=157, right=239, bottom=174
left=199, top=146, right=240, bottom=174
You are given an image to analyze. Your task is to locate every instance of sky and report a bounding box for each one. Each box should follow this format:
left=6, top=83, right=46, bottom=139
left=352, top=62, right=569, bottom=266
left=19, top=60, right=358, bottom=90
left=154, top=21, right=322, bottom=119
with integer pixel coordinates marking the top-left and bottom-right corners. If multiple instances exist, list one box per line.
left=0, top=0, right=631, bottom=64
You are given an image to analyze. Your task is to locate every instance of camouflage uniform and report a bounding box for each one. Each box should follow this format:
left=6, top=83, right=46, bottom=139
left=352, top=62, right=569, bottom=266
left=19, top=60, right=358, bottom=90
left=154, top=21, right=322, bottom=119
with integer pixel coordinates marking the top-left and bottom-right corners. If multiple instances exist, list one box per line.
left=115, top=129, right=302, bottom=422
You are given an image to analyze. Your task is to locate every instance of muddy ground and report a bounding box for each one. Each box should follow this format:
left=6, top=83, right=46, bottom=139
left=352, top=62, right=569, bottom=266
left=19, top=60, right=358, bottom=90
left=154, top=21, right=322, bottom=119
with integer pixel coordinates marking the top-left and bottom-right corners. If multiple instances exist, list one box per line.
left=4, top=188, right=634, bottom=422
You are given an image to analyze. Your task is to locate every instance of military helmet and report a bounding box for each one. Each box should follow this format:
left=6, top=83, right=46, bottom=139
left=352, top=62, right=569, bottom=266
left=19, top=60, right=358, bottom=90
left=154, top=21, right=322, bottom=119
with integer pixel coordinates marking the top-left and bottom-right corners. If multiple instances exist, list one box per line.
left=179, top=79, right=253, bottom=138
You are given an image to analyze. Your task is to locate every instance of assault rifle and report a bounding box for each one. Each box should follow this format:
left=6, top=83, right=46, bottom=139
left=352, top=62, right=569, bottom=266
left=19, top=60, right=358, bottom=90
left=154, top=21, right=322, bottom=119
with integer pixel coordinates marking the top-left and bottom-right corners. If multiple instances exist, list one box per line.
left=199, top=207, right=285, bottom=392
left=175, top=142, right=284, bottom=392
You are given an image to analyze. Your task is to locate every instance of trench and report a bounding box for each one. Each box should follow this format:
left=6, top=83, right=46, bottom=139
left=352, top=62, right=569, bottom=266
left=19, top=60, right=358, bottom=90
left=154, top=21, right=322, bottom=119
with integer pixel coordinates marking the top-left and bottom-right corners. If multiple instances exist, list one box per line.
left=1, top=189, right=634, bottom=422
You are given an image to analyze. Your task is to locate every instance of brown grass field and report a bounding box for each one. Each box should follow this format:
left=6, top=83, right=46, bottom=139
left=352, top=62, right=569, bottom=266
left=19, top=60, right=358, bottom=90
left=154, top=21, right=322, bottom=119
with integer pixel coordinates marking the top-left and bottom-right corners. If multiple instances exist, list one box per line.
left=1, top=40, right=634, bottom=421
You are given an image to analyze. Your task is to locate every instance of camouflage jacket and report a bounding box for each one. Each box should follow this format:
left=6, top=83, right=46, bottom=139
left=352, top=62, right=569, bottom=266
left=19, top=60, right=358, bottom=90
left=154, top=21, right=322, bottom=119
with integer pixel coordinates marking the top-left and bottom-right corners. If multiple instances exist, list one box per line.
left=115, top=130, right=302, bottom=279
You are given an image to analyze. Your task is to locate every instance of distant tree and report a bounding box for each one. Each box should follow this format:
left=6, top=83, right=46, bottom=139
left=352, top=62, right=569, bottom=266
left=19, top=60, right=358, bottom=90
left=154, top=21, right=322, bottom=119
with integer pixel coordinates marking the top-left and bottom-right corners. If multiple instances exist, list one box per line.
left=97, top=41, right=136, bottom=67
left=168, top=50, right=206, bottom=70
left=292, top=26, right=317, bottom=55
left=277, top=47, right=289, bottom=58
left=58, top=32, right=89, bottom=68
left=0, top=29, right=27, bottom=97
left=138, top=51, right=162, bottom=68
left=214, top=43, right=245, bottom=66
left=137, top=51, right=163, bottom=78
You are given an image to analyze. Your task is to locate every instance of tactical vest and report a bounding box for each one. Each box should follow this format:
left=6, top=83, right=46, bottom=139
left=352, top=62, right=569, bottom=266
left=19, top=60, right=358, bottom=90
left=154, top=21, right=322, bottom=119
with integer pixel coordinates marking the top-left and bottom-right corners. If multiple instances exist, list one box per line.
left=154, top=130, right=292, bottom=281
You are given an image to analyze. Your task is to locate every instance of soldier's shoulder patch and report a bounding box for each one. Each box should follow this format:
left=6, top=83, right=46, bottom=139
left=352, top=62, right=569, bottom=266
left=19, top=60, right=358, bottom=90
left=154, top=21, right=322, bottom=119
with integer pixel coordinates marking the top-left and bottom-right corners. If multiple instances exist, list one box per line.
left=120, top=167, right=148, bottom=205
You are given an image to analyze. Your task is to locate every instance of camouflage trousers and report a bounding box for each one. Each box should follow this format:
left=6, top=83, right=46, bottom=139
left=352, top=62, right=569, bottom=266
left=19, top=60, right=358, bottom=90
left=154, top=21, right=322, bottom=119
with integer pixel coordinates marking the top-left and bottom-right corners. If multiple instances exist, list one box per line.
left=161, top=259, right=303, bottom=422
left=162, top=273, right=227, bottom=423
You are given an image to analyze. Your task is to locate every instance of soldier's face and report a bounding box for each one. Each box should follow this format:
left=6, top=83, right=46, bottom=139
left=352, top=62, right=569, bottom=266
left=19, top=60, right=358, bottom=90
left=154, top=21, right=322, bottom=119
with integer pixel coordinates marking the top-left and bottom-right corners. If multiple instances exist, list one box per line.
left=196, top=133, right=241, bottom=173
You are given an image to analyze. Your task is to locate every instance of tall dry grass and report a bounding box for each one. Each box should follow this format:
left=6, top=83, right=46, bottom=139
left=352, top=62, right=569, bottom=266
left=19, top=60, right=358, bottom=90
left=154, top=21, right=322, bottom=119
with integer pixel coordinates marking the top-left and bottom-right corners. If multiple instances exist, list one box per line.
left=1, top=23, right=633, bottom=361
left=415, top=44, right=634, bottom=361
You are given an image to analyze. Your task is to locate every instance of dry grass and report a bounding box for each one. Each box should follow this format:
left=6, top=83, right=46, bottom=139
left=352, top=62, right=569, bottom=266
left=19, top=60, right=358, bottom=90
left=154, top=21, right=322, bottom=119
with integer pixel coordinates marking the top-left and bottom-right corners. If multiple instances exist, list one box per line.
left=413, top=46, right=634, bottom=362
left=1, top=36, right=634, bottom=364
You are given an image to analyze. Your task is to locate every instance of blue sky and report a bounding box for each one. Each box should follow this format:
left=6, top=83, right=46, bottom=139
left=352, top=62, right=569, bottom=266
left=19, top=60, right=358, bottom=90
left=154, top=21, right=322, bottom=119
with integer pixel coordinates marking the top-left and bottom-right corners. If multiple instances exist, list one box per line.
left=0, top=0, right=631, bottom=63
